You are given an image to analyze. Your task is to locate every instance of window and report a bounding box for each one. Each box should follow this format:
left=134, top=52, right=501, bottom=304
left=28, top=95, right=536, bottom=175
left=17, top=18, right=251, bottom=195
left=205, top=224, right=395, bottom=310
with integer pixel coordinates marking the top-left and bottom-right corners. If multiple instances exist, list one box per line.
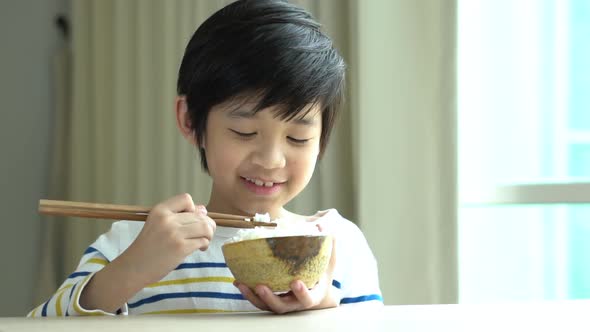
left=458, top=0, right=590, bottom=302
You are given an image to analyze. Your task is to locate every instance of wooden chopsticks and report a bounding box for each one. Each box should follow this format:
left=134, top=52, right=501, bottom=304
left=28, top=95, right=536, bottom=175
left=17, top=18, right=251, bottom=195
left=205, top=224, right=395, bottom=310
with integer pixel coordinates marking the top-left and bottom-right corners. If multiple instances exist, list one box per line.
left=38, top=199, right=277, bottom=228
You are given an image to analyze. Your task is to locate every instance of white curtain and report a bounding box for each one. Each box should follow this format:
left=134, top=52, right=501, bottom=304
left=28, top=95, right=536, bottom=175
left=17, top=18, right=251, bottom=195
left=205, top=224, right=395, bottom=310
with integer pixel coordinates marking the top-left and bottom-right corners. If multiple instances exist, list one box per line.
left=36, top=0, right=456, bottom=306
left=350, top=0, right=457, bottom=304
left=35, top=44, right=72, bottom=305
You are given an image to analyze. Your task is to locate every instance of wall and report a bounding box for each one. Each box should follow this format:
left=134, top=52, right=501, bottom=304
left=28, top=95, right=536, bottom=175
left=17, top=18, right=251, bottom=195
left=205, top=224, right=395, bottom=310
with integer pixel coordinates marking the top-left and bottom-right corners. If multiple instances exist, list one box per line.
left=0, top=0, right=67, bottom=316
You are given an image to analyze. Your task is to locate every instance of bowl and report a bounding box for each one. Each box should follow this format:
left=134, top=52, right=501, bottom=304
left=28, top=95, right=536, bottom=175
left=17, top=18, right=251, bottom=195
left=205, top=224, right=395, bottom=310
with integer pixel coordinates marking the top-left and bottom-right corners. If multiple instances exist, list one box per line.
left=222, top=235, right=333, bottom=292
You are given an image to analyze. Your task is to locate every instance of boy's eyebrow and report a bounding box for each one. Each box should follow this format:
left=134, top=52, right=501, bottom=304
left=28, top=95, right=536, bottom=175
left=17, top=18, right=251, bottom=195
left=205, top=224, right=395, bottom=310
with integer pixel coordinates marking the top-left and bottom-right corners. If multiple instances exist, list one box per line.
left=227, top=109, right=257, bottom=118
left=292, top=117, right=318, bottom=126
left=227, top=109, right=319, bottom=126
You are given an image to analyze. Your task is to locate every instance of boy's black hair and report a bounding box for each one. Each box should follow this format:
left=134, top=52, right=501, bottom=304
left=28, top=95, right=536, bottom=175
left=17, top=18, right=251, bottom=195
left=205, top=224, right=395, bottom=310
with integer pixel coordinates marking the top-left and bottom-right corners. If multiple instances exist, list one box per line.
left=177, top=0, right=346, bottom=171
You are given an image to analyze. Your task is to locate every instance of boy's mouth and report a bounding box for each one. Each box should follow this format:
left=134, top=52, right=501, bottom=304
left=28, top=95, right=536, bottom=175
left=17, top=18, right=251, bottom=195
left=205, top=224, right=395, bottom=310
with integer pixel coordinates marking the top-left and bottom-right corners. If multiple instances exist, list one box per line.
left=240, top=176, right=284, bottom=195
left=242, top=176, right=284, bottom=187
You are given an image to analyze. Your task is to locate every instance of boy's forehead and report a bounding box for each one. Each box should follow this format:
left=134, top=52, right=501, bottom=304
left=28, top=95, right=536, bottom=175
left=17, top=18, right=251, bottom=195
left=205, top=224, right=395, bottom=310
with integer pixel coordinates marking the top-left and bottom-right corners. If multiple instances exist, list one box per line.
left=224, top=101, right=321, bottom=125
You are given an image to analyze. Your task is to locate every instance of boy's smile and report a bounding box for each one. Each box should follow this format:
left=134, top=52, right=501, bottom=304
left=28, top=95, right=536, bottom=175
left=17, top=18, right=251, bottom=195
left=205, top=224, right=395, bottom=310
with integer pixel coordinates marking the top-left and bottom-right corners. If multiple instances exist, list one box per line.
left=240, top=176, right=284, bottom=196
left=196, top=97, right=322, bottom=219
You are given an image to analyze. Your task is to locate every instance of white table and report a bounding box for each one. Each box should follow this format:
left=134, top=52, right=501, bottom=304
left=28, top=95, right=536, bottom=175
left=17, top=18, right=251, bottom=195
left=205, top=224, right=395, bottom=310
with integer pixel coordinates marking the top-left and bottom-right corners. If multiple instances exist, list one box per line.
left=1, top=300, right=588, bottom=332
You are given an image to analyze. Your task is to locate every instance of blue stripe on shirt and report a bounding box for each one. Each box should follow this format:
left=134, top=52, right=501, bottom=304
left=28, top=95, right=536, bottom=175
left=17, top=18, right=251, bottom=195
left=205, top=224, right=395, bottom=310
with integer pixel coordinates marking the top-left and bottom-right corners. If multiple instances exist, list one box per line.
left=332, top=279, right=341, bottom=289
left=68, top=283, right=76, bottom=301
left=41, top=297, right=51, bottom=317
left=83, top=247, right=98, bottom=255
left=65, top=283, right=75, bottom=316
left=128, top=291, right=245, bottom=308
left=340, top=294, right=383, bottom=304
left=67, top=271, right=92, bottom=279
left=175, top=262, right=227, bottom=270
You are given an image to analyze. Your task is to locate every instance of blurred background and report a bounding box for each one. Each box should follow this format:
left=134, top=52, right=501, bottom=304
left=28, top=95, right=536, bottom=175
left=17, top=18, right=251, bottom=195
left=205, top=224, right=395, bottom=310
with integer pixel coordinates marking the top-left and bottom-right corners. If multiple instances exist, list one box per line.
left=0, top=0, right=588, bottom=317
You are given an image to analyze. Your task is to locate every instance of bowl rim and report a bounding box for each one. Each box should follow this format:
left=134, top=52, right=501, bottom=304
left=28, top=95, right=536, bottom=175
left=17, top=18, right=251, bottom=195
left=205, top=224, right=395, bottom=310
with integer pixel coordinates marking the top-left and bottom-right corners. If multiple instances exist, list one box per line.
left=222, top=234, right=330, bottom=248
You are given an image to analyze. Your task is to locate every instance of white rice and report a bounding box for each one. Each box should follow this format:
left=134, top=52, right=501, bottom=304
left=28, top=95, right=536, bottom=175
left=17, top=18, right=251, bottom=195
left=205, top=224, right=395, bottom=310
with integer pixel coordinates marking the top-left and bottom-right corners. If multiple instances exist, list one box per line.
left=247, top=213, right=271, bottom=223
left=226, top=215, right=323, bottom=243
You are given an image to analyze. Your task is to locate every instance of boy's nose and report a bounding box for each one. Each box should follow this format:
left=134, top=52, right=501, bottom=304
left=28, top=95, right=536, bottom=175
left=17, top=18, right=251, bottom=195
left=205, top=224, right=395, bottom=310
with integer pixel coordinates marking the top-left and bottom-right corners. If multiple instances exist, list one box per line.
left=251, top=141, right=286, bottom=170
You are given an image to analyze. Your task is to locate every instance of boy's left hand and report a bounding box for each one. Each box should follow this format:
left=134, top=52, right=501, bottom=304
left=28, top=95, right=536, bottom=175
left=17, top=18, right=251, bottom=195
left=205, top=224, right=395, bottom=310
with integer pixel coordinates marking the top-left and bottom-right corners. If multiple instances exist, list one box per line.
left=234, top=237, right=338, bottom=314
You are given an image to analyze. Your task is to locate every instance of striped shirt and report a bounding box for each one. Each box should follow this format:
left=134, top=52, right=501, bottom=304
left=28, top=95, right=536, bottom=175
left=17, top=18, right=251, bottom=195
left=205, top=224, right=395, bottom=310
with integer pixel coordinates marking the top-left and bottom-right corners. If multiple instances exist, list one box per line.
left=28, top=209, right=382, bottom=316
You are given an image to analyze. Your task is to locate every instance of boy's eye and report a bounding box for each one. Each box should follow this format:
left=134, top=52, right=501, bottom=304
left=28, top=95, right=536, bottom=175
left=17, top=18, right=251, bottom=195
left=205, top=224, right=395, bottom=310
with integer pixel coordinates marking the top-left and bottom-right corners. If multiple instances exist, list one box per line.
left=229, top=129, right=257, bottom=137
left=288, top=136, right=311, bottom=144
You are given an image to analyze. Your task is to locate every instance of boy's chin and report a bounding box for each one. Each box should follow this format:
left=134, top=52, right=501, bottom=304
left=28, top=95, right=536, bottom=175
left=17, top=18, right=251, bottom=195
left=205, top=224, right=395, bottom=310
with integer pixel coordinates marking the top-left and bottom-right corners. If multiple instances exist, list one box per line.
left=241, top=205, right=275, bottom=216
left=237, top=200, right=283, bottom=217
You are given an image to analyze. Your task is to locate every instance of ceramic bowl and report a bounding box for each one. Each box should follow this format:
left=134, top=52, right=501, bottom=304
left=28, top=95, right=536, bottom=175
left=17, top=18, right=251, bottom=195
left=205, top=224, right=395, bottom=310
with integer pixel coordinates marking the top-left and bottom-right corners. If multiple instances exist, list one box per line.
left=222, top=235, right=332, bottom=292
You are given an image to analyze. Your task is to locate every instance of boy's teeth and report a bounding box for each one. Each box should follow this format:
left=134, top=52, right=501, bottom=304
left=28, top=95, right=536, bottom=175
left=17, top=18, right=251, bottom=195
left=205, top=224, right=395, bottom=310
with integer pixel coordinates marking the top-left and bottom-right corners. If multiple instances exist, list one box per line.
left=245, top=177, right=274, bottom=187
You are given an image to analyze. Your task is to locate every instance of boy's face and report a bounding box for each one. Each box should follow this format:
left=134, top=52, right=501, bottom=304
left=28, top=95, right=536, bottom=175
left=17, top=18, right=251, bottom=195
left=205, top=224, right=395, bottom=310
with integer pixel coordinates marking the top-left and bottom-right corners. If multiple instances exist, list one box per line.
left=203, top=98, right=322, bottom=218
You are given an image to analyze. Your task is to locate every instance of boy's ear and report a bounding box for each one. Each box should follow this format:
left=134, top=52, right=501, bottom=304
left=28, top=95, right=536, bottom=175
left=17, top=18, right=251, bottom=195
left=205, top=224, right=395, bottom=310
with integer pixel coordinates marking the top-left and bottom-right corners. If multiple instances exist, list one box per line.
left=174, top=96, right=202, bottom=147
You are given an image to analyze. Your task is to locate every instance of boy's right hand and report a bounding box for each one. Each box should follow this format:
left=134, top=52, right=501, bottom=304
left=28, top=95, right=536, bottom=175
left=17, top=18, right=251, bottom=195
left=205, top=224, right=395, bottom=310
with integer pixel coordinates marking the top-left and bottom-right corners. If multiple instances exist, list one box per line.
left=121, top=193, right=216, bottom=286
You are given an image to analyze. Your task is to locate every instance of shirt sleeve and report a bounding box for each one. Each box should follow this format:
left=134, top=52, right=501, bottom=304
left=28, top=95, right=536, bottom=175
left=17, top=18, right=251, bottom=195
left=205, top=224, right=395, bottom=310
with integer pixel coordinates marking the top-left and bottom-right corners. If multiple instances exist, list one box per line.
left=27, top=222, right=132, bottom=317
left=327, top=215, right=384, bottom=306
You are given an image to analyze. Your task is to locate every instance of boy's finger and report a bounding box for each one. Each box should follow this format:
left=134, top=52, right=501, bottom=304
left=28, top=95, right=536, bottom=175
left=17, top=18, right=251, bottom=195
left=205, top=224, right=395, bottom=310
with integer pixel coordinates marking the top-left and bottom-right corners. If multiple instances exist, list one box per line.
left=179, top=217, right=215, bottom=240
left=186, top=237, right=211, bottom=252
left=234, top=282, right=270, bottom=311
left=254, top=285, right=299, bottom=314
left=326, top=237, right=337, bottom=276
left=160, top=193, right=196, bottom=213
left=289, top=280, right=317, bottom=308
left=176, top=212, right=215, bottom=227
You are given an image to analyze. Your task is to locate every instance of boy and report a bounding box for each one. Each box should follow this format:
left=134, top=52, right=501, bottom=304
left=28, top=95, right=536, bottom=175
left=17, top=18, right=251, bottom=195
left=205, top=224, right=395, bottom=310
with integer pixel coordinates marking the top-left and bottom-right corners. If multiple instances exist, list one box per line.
left=29, top=0, right=382, bottom=316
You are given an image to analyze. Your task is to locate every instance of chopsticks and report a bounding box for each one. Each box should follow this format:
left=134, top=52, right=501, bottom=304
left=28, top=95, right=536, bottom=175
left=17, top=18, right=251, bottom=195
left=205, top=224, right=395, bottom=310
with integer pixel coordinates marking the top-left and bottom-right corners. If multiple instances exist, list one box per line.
left=38, top=199, right=277, bottom=228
